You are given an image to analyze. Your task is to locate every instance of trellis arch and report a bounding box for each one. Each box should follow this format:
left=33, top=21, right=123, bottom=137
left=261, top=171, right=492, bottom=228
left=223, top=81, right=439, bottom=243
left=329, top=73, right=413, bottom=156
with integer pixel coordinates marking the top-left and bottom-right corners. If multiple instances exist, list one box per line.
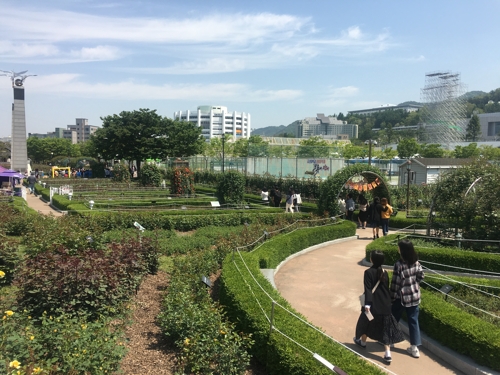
left=317, top=164, right=391, bottom=215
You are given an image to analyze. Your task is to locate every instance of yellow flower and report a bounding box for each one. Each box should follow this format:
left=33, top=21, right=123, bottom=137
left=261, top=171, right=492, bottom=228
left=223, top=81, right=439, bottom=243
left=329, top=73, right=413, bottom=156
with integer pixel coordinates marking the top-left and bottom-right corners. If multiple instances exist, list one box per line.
left=0, top=270, right=5, bottom=278
left=53, top=329, right=57, bottom=332
left=9, top=360, right=21, bottom=369
left=220, top=330, right=226, bottom=335
left=184, top=338, right=190, bottom=345
left=30, top=335, right=35, bottom=340
left=81, top=324, right=87, bottom=330
left=5, top=310, right=14, bottom=316
left=33, top=367, right=42, bottom=374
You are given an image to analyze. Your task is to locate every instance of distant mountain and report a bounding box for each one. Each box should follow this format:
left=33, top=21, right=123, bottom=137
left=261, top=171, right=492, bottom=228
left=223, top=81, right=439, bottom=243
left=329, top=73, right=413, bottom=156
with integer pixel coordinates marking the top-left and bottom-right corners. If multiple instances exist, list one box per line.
left=252, top=120, right=301, bottom=137
left=251, top=125, right=287, bottom=136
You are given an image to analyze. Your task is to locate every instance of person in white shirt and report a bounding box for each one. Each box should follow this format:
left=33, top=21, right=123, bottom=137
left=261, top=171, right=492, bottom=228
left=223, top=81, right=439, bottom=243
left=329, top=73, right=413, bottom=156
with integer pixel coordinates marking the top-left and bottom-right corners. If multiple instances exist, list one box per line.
left=261, top=188, right=269, bottom=206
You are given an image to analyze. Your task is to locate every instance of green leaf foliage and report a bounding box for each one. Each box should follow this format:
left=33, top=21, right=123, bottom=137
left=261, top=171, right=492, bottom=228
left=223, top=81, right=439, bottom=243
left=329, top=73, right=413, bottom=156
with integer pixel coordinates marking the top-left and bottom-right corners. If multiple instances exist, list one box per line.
left=220, top=220, right=386, bottom=374
left=216, top=170, right=246, bottom=204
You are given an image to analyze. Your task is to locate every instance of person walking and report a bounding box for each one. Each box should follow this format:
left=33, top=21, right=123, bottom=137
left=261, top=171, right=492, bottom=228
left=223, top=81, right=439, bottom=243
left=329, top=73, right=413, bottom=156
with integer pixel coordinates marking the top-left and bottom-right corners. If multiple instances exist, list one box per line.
left=357, top=195, right=368, bottom=229
left=27, top=172, right=37, bottom=194
left=285, top=189, right=295, bottom=213
left=354, top=250, right=404, bottom=363
left=390, top=240, right=425, bottom=359
left=367, top=197, right=383, bottom=239
left=380, top=197, right=393, bottom=236
left=345, top=193, right=355, bottom=221
left=261, top=187, right=269, bottom=206
left=271, top=186, right=282, bottom=208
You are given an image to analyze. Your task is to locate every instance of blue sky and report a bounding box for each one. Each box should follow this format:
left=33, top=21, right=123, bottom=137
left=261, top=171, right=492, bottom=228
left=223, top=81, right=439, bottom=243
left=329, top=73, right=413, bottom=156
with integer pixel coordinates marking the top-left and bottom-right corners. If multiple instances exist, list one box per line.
left=1, top=0, right=499, bottom=138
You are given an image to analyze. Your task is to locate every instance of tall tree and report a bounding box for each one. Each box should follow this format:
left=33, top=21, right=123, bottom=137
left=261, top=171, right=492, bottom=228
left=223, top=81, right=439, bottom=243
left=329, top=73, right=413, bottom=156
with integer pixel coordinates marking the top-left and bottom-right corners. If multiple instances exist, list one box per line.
left=466, top=114, right=482, bottom=142
left=397, top=138, right=419, bottom=159
left=297, top=136, right=331, bottom=157
left=454, top=143, right=480, bottom=159
left=92, top=109, right=203, bottom=176
left=419, top=144, right=445, bottom=158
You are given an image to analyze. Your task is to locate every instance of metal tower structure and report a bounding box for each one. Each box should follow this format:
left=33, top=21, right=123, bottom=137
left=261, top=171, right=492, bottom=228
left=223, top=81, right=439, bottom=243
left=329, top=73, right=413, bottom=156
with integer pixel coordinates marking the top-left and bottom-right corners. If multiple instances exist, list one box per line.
left=420, top=71, right=467, bottom=144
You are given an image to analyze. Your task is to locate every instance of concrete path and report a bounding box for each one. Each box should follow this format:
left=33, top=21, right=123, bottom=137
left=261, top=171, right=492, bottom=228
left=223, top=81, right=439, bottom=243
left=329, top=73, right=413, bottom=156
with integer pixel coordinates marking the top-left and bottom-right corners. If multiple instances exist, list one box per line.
left=274, top=227, right=465, bottom=375
left=24, top=188, right=63, bottom=216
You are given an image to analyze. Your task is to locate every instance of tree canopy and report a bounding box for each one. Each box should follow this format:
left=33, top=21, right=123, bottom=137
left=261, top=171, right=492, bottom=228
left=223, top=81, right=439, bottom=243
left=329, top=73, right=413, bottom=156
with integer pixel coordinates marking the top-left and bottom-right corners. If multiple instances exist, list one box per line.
left=397, top=138, right=419, bottom=159
left=92, top=109, right=204, bottom=173
left=466, top=114, right=481, bottom=142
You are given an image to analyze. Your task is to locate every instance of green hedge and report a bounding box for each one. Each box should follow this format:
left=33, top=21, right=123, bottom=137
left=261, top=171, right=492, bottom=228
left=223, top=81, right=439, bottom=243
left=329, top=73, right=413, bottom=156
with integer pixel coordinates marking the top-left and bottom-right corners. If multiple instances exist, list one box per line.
left=71, top=211, right=309, bottom=232
left=220, top=220, right=386, bottom=375
left=419, top=290, right=500, bottom=370
left=366, top=234, right=500, bottom=272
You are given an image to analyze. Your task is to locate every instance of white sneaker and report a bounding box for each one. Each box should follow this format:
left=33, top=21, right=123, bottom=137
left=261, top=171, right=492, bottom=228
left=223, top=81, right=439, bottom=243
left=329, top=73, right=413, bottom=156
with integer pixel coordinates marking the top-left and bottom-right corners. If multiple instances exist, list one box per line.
left=407, top=345, right=420, bottom=358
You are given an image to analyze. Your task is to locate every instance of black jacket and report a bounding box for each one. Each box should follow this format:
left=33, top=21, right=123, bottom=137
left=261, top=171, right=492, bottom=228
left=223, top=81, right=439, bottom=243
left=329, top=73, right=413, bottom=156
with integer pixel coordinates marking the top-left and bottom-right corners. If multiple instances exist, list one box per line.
left=363, top=266, right=392, bottom=316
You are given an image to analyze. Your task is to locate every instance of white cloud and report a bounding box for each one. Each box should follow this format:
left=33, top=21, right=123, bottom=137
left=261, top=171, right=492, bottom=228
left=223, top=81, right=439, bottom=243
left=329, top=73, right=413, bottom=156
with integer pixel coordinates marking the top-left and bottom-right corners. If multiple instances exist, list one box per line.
left=69, top=45, right=122, bottom=61
left=26, top=74, right=303, bottom=102
left=0, top=5, right=395, bottom=69
left=0, top=41, right=59, bottom=57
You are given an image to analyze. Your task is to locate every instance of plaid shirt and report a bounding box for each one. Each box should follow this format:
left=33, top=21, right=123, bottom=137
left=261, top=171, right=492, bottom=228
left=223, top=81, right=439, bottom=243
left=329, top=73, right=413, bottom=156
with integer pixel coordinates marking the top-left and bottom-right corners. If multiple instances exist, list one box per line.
left=390, top=260, right=424, bottom=307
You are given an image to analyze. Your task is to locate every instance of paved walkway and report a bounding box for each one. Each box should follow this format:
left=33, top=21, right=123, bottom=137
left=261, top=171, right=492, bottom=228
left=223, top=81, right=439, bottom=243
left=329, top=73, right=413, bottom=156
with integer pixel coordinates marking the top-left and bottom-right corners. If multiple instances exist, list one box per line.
left=24, top=188, right=63, bottom=216
left=274, top=227, right=470, bottom=375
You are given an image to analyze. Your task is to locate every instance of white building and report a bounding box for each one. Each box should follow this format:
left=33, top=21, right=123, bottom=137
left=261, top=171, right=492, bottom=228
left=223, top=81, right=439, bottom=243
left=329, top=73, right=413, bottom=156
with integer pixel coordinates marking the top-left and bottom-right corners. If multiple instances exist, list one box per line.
left=173, top=105, right=251, bottom=141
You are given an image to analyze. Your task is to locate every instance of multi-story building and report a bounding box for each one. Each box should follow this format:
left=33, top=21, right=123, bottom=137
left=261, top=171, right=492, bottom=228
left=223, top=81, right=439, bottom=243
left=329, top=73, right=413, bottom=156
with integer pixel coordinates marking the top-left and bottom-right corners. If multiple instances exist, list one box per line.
left=478, top=112, right=500, bottom=141
left=28, top=118, right=98, bottom=144
left=348, top=103, right=422, bottom=116
left=173, top=105, right=250, bottom=141
left=298, top=113, right=358, bottom=139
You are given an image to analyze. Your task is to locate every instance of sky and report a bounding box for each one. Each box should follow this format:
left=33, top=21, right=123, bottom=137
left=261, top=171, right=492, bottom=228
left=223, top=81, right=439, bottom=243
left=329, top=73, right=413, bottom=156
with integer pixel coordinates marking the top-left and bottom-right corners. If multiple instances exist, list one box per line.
left=1, top=0, right=500, bottom=138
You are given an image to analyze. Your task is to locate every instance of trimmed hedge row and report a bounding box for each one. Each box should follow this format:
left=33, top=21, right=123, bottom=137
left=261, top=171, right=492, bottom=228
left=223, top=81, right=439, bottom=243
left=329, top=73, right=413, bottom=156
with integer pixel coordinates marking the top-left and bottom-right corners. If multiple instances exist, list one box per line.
left=365, top=234, right=500, bottom=272
left=220, top=220, right=386, bottom=375
left=419, top=290, right=500, bottom=370
left=72, top=211, right=310, bottom=232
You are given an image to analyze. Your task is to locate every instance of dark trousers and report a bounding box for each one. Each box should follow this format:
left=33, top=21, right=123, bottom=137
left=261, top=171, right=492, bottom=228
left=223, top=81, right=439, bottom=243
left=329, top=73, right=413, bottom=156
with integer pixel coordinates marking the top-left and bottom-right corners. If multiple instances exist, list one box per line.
left=392, top=300, right=421, bottom=346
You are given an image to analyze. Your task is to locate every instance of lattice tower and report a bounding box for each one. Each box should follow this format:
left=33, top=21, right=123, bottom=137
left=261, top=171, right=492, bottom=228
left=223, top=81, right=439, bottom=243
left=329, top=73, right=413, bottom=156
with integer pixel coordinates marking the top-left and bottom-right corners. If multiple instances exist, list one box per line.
left=420, top=71, right=467, bottom=144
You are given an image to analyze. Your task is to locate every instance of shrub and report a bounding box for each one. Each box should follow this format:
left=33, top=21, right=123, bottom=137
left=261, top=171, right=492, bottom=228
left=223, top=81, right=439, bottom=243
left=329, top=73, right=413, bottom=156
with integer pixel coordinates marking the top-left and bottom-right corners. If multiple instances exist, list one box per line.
left=159, top=250, right=253, bottom=374
left=0, top=310, right=126, bottom=375
left=216, top=170, right=245, bottom=204
left=15, top=238, right=157, bottom=318
left=0, top=239, right=23, bottom=285
left=140, top=163, right=162, bottom=187
left=171, top=167, right=195, bottom=196
left=111, top=163, right=131, bottom=182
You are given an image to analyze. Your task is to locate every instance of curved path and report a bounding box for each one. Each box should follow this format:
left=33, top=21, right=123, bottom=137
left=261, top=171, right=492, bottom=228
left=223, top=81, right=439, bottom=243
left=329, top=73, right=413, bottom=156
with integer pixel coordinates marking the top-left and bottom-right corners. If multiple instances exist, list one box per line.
left=274, top=227, right=466, bottom=375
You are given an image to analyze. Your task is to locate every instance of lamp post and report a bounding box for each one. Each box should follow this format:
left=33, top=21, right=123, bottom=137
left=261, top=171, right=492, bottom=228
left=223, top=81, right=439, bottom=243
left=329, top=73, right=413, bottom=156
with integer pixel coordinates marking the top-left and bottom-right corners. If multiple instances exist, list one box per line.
left=364, top=140, right=377, bottom=166
left=406, top=160, right=412, bottom=216
left=221, top=133, right=226, bottom=173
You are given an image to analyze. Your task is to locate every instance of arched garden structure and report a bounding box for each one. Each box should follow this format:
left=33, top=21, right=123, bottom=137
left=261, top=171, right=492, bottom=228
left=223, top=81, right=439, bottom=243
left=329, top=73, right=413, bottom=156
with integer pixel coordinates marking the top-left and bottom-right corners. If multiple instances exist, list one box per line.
left=426, top=160, right=500, bottom=245
left=318, top=164, right=391, bottom=216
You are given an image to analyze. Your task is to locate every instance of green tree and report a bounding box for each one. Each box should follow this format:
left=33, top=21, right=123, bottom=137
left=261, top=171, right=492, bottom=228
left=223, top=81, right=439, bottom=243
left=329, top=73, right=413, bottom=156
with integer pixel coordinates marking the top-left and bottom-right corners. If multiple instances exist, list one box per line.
left=247, top=135, right=269, bottom=157
left=419, top=144, right=445, bottom=158
left=216, top=170, right=245, bottom=204
left=341, top=144, right=366, bottom=159
left=27, top=137, right=76, bottom=163
left=297, top=136, right=331, bottom=157
left=92, top=109, right=203, bottom=176
left=397, top=138, right=419, bottom=159
left=479, top=145, right=500, bottom=160
left=454, top=143, right=480, bottom=159
left=0, top=141, right=10, bottom=162
left=465, top=114, right=482, bottom=142
left=164, top=120, right=205, bottom=157
left=378, top=147, right=398, bottom=160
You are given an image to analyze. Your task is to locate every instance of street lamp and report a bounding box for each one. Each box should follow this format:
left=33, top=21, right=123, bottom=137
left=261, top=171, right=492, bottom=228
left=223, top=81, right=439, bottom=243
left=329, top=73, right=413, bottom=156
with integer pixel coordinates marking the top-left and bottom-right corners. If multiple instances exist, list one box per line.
left=221, top=133, right=226, bottom=173
left=406, top=160, right=412, bottom=216
left=364, top=140, right=377, bottom=166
